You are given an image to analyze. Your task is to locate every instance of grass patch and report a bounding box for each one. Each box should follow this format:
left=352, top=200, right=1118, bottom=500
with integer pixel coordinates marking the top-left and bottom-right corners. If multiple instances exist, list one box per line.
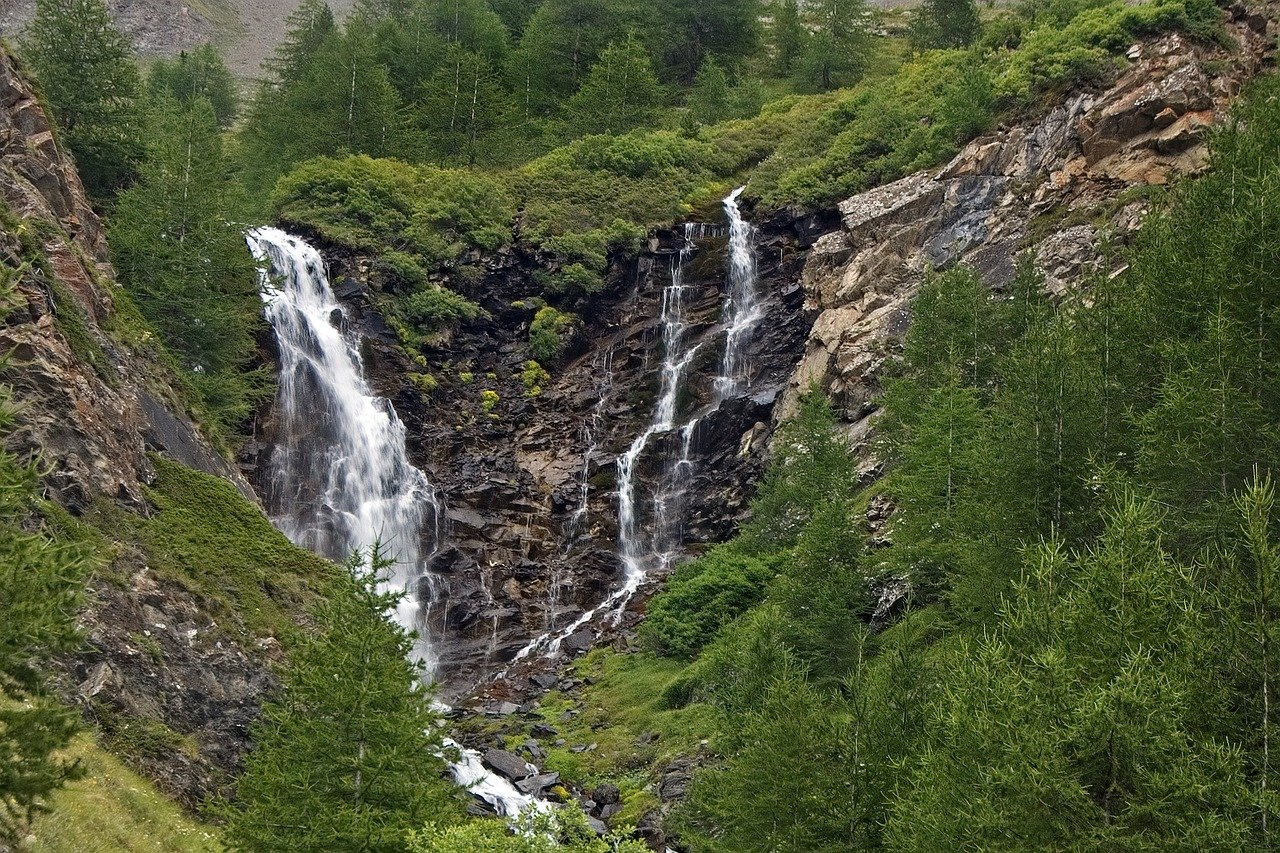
left=28, top=733, right=224, bottom=853
left=533, top=649, right=716, bottom=816
left=83, top=456, right=340, bottom=647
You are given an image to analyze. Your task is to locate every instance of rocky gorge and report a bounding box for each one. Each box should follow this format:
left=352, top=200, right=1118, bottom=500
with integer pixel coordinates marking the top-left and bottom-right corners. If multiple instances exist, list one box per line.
left=0, top=0, right=1276, bottom=842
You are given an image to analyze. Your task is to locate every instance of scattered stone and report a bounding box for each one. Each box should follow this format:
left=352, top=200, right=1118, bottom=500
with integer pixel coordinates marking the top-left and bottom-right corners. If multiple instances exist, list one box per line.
left=594, top=783, right=621, bottom=805
left=659, top=758, right=694, bottom=802
left=585, top=815, right=609, bottom=835
left=531, top=722, right=559, bottom=738
left=562, top=629, right=594, bottom=654
left=515, top=771, right=561, bottom=796
left=531, top=673, right=559, bottom=690
left=598, top=802, right=622, bottom=820
left=481, top=748, right=533, bottom=781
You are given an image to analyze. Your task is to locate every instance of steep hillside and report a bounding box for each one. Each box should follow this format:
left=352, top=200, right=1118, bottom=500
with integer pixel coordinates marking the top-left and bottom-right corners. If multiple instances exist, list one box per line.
left=0, top=43, right=341, bottom=816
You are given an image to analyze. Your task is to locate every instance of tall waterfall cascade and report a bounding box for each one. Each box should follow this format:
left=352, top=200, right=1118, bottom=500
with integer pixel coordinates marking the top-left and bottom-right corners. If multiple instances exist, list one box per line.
left=508, top=186, right=765, bottom=664
left=247, top=227, right=534, bottom=817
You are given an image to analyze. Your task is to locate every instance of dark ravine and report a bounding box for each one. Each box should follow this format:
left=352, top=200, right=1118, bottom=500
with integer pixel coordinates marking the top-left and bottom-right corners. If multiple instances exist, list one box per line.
left=246, top=207, right=815, bottom=699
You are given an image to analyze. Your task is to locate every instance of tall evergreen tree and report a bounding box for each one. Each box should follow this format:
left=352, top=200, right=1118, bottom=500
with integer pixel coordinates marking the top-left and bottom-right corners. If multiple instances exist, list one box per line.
left=513, top=0, right=652, bottom=115
left=22, top=0, right=143, bottom=201
left=109, top=97, right=267, bottom=438
left=563, top=36, right=664, bottom=136
left=794, top=0, right=872, bottom=91
left=656, top=0, right=761, bottom=83
left=222, top=546, right=459, bottom=852
left=416, top=46, right=514, bottom=166
left=908, top=0, right=982, bottom=50
left=687, top=56, right=731, bottom=125
left=771, top=0, right=805, bottom=75
left=147, top=44, right=240, bottom=128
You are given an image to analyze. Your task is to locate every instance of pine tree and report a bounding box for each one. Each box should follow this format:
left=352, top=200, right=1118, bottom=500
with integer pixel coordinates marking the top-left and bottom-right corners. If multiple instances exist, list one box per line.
left=687, top=56, right=730, bottom=126
left=147, top=44, right=240, bottom=128
left=771, top=0, right=805, bottom=75
left=266, top=0, right=337, bottom=85
left=221, top=545, right=459, bottom=852
left=513, top=0, right=652, bottom=116
left=416, top=46, right=514, bottom=166
left=22, top=0, right=143, bottom=201
left=0, top=270, right=90, bottom=836
left=109, top=97, right=267, bottom=438
left=655, top=0, right=761, bottom=84
left=794, top=0, right=872, bottom=92
left=563, top=36, right=664, bottom=136
left=908, top=0, right=982, bottom=50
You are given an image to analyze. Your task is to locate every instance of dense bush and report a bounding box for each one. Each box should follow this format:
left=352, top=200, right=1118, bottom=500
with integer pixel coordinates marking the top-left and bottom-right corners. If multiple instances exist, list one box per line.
left=529, top=306, right=579, bottom=363
left=516, top=131, right=728, bottom=277
left=272, top=155, right=515, bottom=267
left=641, top=547, right=778, bottom=659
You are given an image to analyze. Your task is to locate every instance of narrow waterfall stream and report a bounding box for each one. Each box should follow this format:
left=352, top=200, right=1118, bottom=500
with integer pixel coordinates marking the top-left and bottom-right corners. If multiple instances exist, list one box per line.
left=508, top=186, right=765, bottom=663
left=246, top=227, right=537, bottom=817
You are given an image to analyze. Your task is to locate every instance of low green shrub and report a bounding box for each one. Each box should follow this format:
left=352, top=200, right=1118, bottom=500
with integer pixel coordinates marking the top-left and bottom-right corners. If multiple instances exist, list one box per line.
left=529, top=307, right=578, bottom=363
left=641, top=547, right=779, bottom=659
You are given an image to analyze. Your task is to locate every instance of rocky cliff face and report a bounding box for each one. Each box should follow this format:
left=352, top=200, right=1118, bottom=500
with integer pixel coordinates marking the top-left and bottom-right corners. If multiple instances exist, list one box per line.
left=0, top=45, right=279, bottom=808
left=248, top=215, right=813, bottom=697
left=781, top=12, right=1276, bottom=449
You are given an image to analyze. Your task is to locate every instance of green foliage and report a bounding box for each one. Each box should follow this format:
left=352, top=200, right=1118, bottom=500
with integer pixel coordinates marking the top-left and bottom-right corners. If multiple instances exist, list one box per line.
left=480, top=389, right=500, bottom=414
left=686, top=58, right=731, bottom=126
left=0, top=374, right=90, bottom=839
left=401, top=286, right=484, bottom=336
left=86, top=457, right=340, bottom=646
left=629, top=72, right=1280, bottom=853
left=146, top=45, right=238, bottom=127
left=529, top=306, right=578, bottom=363
left=740, top=389, right=857, bottom=551
left=519, top=360, right=551, bottom=396
left=642, top=547, right=777, bottom=658
left=518, top=130, right=726, bottom=268
left=109, top=97, right=268, bottom=444
left=238, top=21, right=402, bottom=191
left=23, top=0, right=143, bottom=201
left=272, top=155, right=514, bottom=265
left=564, top=36, right=665, bottom=137
left=794, top=0, right=873, bottom=92
left=908, top=0, right=982, bottom=49
left=221, top=545, right=460, bottom=852
left=409, top=807, right=648, bottom=852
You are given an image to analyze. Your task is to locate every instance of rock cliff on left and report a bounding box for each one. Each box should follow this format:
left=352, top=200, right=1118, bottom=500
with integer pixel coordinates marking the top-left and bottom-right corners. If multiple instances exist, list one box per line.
left=0, top=45, right=330, bottom=808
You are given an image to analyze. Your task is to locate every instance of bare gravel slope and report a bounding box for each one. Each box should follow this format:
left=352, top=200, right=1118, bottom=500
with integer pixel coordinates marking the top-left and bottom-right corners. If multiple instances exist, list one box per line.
left=0, top=0, right=357, bottom=79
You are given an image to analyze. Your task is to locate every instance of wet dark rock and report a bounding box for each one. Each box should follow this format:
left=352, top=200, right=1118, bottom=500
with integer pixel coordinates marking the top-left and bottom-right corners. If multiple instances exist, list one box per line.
left=516, top=771, right=561, bottom=795
left=594, top=783, right=621, bottom=804
left=482, top=747, right=533, bottom=781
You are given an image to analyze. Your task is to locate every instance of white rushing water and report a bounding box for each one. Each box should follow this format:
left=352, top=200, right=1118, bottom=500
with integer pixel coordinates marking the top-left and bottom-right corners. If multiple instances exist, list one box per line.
left=247, top=226, right=441, bottom=667
left=247, top=227, right=535, bottom=818
left=716, top=186, right=764, bottom=399
left=508, top=188, right=765, bottom=663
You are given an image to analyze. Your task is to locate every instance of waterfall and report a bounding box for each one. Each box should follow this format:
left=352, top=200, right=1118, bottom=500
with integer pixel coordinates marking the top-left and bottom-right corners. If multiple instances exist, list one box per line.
left=715, top=187, right=764, bottom=399
left=248, top=227, right=536, bottom=818
left=246, top=226, right=441, bottom=668
left=506, top=188, right=764, bottom=663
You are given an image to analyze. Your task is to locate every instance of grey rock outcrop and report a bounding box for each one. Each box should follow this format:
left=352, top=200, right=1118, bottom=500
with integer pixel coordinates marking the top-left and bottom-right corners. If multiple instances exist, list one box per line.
left=780, top=22, right=1275, bottom=443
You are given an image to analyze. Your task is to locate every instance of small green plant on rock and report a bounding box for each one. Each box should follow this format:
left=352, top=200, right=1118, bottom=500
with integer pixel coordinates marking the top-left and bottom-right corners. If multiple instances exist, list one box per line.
left=519, top=360, right=551, bottom=397
left=480, top=389, right=500, bottom=417
left=409, top=373, right=437, bottom=396
left=530, top=307, right=578, bottom=363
